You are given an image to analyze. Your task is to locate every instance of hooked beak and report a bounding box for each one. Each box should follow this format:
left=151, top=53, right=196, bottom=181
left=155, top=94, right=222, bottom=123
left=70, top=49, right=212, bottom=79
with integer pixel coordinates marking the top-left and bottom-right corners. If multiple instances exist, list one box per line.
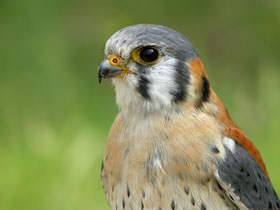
left=98, top=60, right=134, bottom=84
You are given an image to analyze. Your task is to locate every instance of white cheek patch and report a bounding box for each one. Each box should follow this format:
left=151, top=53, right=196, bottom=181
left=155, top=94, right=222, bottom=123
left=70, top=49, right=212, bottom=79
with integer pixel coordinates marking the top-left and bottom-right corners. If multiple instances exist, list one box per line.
left=223, top=137, right=236, bottom=153
left=148, top=57, right=178, bottom=107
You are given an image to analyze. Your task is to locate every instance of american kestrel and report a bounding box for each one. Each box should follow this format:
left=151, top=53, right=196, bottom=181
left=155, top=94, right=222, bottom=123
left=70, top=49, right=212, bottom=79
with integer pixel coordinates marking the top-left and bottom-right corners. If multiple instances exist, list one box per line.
left=98, top=24, right=279, bottom=210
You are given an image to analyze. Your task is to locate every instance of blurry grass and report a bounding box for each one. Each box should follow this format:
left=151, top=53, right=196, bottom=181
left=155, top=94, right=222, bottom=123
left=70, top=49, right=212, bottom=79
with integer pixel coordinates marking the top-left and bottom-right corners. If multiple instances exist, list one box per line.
left=0, top=0, right=279, bottom=209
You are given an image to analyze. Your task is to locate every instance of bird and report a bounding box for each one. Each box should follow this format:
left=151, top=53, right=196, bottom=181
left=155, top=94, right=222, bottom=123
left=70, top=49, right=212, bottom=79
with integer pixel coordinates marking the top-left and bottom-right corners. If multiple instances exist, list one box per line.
left=98, top=24, right=280, bottom=210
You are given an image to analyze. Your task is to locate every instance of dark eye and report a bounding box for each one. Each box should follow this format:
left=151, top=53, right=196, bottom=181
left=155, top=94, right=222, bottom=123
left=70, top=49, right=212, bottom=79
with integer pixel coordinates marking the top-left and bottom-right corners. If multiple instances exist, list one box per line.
left=139, top=47, right=159, bottom=63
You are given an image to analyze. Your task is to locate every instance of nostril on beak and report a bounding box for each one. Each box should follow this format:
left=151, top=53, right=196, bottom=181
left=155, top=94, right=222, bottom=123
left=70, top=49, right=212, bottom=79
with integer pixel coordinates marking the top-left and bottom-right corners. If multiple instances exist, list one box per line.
left=98, top=60, right=123, bottom=84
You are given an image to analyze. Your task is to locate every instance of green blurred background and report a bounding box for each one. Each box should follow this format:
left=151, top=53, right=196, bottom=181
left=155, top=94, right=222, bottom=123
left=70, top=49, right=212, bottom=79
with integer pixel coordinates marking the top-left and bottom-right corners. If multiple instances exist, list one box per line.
left=0, top=0, right=279, bottom=209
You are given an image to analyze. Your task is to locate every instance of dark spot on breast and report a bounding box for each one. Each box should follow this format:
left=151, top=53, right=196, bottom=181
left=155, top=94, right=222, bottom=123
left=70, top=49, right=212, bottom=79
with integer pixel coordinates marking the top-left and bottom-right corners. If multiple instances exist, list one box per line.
left=202, top=176, right=211, bottom=184
left=157, top=189, right=162, bottom=198
left=142, top=190, right=145, bottom=198
left=211, top=145, right=220, bottom=154
left=240, top=167, right=244, bottom=172
left=179, top=173, right=184, bottom=181
left=184, top=186, right=190, bottom=195
left=219, top=192, right=225, bottom=200
left=202, top=164, right=208, bottom=173
left=201, top=203, right=207, bottom=210
left=124, top=147, right=130, bottom=154
left=112, top=184, right=114, bottom=192
left=171, top=200, right=175, bottom=209
left=191, top=196, right=195, bottom=206
left=268, top=202, right=272, bottom=209
left=158, top=207, right=162, bottom=210
left=122, top=199, right=125, bottom=209
left=141, top=201, right=144, bottom=210
left=276, top=202, right=280, bottom=208
left=137, top=76, right=150, bottom=99
left=127, top=186, right=130, bottom=197
left=246, top=171, right=250, bottom=177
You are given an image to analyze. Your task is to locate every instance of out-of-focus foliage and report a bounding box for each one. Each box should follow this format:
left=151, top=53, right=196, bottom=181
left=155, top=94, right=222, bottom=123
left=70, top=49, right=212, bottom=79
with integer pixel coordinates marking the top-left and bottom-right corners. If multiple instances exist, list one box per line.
left=0, top=0, right=279, bottom=209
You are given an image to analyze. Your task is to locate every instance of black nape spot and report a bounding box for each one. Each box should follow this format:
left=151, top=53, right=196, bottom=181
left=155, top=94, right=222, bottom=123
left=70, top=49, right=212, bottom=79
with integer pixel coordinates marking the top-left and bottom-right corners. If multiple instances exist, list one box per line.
left=191, top=196, right=195, bottom=206
left=184, top=186, right=190, bottom=195
left=137, top=76, right=150, bottom=99
left=201, top=203, right=207, bottom=210
left=171, top=200, right=175, bottom=210
left=196, top=76, right=210, bottom=108
left=201, top=76, right=210, bottom=103
left=210, top=145, right=220, bottom=154
left=122, top=199, right=125, bottom=209
left=141, top=201, right=144, bottom=210
left=172, top=61, right=190, bottom=103
left=127, top=186, right=130, bottom=197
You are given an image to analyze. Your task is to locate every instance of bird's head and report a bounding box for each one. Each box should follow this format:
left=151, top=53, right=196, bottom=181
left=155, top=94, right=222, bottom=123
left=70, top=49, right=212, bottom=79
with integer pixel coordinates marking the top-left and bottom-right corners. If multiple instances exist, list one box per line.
left=99, top=24, right=211, bottom=115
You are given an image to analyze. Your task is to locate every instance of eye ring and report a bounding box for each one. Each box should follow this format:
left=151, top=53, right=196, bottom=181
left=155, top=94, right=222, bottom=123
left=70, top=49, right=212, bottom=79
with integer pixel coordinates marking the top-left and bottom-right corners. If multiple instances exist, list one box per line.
left=139, top=47, right=159, bottom=63
left=132, top=46, right=160, bottom=65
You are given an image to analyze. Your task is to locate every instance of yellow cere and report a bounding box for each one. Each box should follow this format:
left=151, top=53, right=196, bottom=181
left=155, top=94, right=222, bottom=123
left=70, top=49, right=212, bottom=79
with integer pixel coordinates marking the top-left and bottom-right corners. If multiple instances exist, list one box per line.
left=109, top=56, right=120, bottom=66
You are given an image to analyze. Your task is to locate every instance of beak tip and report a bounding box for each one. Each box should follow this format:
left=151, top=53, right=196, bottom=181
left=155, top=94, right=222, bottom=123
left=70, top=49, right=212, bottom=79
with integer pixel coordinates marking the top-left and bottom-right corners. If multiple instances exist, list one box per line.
left=98, top=72, right=102, bottom=84
left=98, top=60, right=123, bottom=83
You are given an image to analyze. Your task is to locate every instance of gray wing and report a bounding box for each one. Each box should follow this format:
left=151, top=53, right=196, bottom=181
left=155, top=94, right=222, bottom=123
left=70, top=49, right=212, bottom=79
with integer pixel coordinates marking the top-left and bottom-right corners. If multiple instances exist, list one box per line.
left=215, top=142, right=280, bottom=210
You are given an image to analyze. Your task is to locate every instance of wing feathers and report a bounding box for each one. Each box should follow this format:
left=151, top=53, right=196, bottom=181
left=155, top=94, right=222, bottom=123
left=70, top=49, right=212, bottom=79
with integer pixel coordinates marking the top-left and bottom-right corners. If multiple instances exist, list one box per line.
left=215, top=139, right=280, bottom=209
